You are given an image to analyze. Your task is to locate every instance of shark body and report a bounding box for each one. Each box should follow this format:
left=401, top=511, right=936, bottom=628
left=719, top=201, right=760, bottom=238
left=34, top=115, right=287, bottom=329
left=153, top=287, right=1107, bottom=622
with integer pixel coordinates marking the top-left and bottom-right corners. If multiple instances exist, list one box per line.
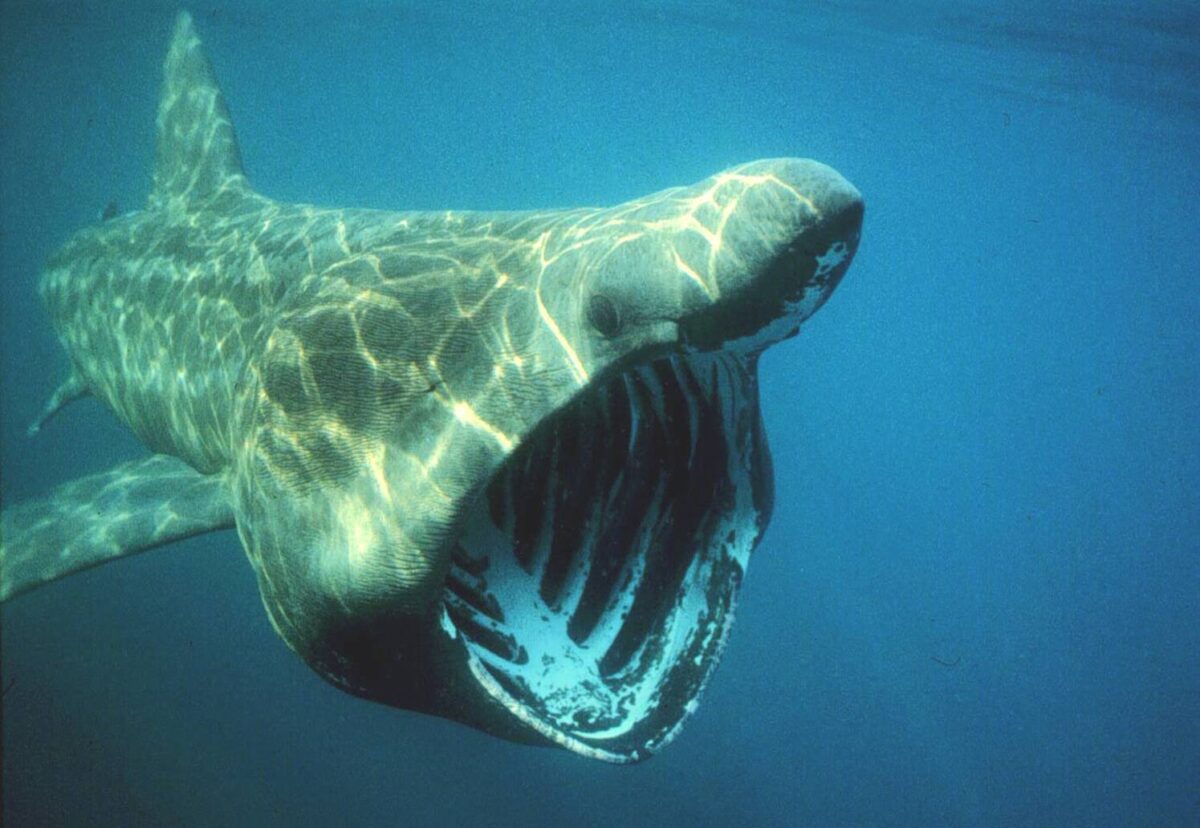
left=0, top=13, right=863, bottom=762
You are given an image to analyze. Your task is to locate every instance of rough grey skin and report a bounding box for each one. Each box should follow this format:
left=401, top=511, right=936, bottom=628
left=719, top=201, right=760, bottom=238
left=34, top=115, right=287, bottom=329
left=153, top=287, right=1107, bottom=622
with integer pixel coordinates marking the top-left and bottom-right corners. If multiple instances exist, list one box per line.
left=0, top=12, right=863, bottom=762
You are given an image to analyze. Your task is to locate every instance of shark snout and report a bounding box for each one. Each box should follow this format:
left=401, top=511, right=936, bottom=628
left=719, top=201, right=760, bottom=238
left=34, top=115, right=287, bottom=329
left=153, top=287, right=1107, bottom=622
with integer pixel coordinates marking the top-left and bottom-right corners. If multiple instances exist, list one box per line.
left=790, top=182, right=863, bottom=301
left=677, top=159, right=863, bottom=352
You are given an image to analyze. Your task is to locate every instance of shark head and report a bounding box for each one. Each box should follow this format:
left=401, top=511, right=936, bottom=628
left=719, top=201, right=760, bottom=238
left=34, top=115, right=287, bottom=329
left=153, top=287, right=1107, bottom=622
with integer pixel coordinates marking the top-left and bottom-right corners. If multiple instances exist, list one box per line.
left=232, top=157, right=861, bottom=762
left=538, top=157, right=863, bottom=375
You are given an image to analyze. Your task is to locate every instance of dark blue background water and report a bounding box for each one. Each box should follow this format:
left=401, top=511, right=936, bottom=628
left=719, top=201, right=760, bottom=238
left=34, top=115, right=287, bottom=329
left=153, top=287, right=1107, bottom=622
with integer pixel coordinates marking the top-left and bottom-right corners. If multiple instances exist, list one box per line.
left=2, top=2, right=1197, bottom=825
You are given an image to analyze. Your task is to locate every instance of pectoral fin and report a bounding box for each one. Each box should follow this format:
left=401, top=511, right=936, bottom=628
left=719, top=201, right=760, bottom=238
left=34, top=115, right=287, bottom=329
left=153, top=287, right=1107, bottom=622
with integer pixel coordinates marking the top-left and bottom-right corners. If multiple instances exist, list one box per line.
left=1, top=454, right=234, bottom=601
left=27, top=373, right=88, bottom=436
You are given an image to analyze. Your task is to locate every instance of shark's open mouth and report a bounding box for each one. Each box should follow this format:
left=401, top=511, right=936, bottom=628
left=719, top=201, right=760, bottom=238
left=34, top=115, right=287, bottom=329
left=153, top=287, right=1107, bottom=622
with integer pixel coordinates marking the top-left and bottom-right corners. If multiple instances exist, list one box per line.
left=443, top=351, right=773, bottom=762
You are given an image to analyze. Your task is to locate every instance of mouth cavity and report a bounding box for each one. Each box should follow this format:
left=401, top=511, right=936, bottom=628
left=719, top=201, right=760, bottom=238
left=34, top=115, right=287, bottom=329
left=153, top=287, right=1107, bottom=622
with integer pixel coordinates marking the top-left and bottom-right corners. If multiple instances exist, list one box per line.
left=444, top=350, right=772, bottom=762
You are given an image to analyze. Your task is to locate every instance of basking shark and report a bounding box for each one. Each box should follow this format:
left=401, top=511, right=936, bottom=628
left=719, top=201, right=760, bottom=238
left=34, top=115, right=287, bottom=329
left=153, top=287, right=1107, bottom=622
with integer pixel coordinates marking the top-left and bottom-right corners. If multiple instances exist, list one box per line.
left=0, top=12, right=862, bottom=762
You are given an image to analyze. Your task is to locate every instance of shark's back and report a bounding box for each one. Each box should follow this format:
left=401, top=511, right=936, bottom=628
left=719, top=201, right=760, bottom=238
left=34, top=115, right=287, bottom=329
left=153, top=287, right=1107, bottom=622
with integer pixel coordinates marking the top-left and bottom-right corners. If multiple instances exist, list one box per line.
left=37, top=191, right=518, bottom=472
left=40, top=200, right=275, bottom=470
left=34, top=13, right=275, bottom=470
left=34, top=13, right=589, bottom=472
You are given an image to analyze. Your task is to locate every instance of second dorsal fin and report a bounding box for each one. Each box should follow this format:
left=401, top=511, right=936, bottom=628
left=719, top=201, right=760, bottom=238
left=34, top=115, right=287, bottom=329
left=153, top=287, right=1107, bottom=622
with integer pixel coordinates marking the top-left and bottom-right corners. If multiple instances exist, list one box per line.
left=149, top=11, right=247, bottom=211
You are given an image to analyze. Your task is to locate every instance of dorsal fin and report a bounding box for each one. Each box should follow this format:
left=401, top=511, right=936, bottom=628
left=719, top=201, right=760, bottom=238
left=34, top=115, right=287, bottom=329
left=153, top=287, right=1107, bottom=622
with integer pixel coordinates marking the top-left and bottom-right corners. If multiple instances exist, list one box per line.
left=149, top=11, right=247, bottom=211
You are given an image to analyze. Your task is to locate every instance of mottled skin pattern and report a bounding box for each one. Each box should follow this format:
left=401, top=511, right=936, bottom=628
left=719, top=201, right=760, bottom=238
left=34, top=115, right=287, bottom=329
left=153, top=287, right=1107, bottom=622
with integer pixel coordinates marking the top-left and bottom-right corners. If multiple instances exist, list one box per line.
left=2, top=12, right=863, bottom=760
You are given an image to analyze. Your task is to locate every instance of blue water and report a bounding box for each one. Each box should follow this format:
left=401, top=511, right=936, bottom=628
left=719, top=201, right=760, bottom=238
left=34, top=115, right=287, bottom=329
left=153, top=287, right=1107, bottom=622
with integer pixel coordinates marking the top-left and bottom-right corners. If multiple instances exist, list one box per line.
left=2, top=2, right=1197, bottom=825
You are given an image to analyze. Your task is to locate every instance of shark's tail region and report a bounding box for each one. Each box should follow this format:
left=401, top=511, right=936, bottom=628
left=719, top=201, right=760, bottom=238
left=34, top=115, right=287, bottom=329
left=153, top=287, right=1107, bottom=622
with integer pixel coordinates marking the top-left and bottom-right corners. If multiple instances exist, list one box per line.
left=149, top=11, right=249, bottom=212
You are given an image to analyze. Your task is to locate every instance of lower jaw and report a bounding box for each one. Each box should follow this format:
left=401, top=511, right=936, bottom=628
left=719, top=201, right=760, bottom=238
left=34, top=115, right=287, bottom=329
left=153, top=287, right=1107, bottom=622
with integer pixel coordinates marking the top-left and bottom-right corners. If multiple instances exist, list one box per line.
left=441, top=350, right=774, bottom=762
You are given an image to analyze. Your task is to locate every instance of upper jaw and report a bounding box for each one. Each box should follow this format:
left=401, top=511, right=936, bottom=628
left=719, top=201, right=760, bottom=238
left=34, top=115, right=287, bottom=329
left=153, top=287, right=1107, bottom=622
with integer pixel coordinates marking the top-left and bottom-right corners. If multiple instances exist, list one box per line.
left=677, top=192, right=863, bottom=353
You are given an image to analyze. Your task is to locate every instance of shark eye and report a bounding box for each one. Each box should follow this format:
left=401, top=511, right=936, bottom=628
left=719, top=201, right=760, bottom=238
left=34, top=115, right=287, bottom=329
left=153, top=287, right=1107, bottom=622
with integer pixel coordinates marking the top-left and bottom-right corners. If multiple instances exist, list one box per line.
left=586, top=294, right=622, bottom=338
